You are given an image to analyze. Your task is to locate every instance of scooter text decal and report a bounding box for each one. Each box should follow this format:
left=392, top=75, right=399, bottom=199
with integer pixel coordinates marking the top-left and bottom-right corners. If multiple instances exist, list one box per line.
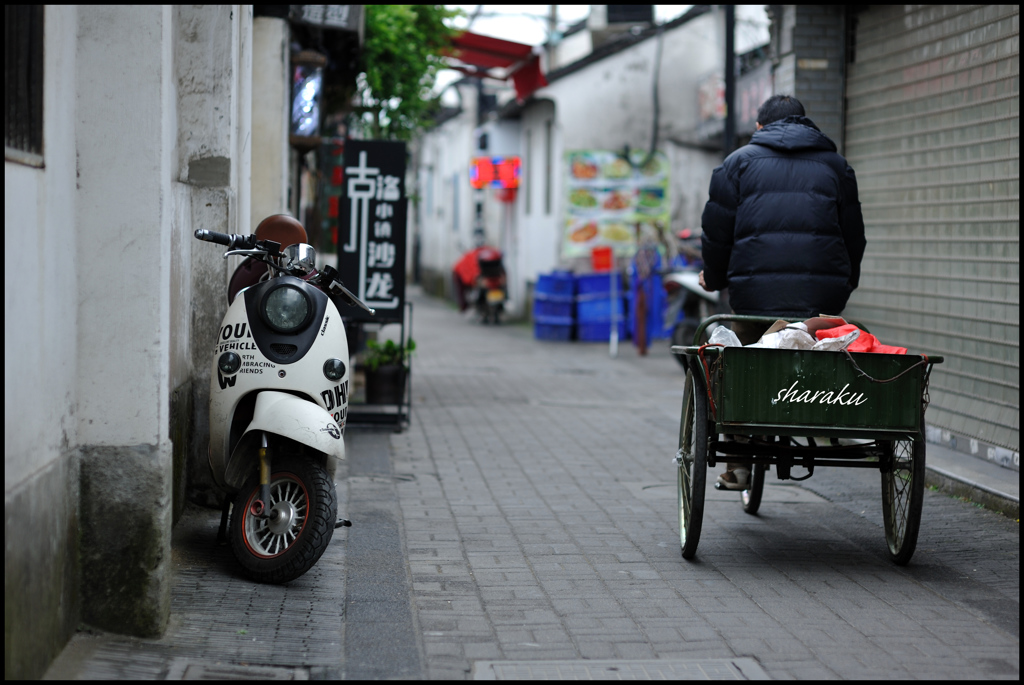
left=216, top=323, right=258, bottom=353
left=771, top=381, right=867, bottom=407
left=321, top=380, right=349, bottom=426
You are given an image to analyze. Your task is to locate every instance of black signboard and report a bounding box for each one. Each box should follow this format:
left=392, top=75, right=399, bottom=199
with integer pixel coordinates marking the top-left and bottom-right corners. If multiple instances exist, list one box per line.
left=336, top=139, right=407, bottom=323
left=289, top=5, right=363, bottom=33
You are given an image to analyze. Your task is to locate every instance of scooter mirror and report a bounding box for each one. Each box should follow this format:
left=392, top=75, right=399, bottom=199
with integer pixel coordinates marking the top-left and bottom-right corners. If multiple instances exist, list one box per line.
left=283, top=243, right=317, bottom=275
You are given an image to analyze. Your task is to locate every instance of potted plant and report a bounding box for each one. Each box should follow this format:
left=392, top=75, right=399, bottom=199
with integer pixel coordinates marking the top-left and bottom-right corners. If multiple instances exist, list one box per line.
left=363, top=338, right=416, bottom=405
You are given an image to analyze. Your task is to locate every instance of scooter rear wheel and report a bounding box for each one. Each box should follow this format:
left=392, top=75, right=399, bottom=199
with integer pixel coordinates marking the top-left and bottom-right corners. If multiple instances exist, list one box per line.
left=230, top=456, right=337, bottom=584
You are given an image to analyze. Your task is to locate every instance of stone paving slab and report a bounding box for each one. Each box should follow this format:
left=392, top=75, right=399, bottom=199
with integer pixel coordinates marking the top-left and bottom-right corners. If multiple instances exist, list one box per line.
left=42, top=287, right=1019, bottom=680
left=393, top=288, right=1019, bottom=681
left=471, top=657, right=769, bottom=680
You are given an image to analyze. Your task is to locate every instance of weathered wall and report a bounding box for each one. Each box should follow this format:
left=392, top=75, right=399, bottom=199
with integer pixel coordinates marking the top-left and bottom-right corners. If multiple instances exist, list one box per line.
left=252, top=16, right=291, bottom=228
left=5, top=5, right=253, bottom=678
left=74, top=4, right=178, bottom=637
left=4, top=6, right=82, bottom=679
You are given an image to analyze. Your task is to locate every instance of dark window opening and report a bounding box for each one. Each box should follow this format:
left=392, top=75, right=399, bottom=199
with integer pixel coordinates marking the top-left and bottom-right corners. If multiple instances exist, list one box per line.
left=5, top=5, right=44, bottom=160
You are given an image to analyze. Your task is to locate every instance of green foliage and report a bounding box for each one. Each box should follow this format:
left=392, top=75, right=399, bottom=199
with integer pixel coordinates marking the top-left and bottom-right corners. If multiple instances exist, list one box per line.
left=357, top=5, right=462, bottom=140
left=364, top=338, right=416, bottom=371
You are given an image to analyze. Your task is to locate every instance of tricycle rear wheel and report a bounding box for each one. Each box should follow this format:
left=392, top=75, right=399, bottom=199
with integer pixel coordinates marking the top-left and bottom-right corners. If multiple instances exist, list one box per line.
left=880, top=436, right=925, bottom=565
left=678, top=369, right=708, bottom=559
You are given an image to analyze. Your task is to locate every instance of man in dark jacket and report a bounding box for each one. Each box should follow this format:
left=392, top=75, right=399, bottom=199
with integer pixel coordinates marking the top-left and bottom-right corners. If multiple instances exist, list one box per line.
left=698, top=94, right=866, bottom=489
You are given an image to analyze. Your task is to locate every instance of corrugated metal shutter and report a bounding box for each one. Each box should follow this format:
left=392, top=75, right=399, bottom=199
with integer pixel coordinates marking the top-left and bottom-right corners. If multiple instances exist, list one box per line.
left=843, top=5, right=1019, bottom=452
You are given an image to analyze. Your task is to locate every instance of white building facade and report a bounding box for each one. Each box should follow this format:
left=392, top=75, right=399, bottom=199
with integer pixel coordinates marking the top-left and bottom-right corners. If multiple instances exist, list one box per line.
left=412, top=7, right=730, bottom=317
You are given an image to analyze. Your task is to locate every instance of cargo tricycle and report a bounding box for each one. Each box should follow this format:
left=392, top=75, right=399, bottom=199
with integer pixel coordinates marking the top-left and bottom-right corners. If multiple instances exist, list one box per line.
left=672, top=314, right=943, bottom=566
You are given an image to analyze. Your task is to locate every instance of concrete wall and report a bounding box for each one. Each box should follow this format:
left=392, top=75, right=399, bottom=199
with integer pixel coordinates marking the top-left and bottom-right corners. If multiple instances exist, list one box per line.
left=4, top=7, right=81, bottom=679
left=4, top=5, right=252, bottom=678
left=251, top=16, right=291, bottom=228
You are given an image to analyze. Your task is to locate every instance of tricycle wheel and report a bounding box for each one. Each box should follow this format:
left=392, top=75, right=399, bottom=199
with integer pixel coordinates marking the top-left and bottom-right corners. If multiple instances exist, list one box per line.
left=230, top=456, right=337, bottom=584
left=741, top=464, right=766, bottom=515
left=880, top=436, right=925, bottom=565
left=678, top=369, right=708, bottom=559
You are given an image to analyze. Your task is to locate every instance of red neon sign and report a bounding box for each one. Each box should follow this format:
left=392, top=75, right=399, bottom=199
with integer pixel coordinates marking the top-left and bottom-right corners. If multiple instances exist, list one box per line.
left=470, top=156, right=521, bottom=189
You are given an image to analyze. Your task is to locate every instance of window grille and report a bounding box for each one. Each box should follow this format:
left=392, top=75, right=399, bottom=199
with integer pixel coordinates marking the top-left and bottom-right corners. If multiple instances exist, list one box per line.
left=5, top=5, right=44, bottom=161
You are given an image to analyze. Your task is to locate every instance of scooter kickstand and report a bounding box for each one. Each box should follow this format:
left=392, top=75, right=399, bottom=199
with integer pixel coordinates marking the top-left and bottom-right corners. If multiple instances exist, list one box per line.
left=335, top=519, right=352, bottom=528
left=217, top=500, right=231, bottom=545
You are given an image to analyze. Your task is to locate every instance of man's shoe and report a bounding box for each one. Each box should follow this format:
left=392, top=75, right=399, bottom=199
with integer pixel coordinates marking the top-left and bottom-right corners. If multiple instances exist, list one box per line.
left=716, top=467, right=750, bottom=490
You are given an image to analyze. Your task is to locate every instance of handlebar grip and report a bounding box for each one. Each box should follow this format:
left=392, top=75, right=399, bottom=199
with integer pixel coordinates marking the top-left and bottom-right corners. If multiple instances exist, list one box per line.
left=194, top=229, right=234, bottom=246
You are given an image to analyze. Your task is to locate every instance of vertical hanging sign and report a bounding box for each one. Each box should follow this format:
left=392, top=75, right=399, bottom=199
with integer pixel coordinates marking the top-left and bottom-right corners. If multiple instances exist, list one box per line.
left=337, top=139, right=407, bottom=322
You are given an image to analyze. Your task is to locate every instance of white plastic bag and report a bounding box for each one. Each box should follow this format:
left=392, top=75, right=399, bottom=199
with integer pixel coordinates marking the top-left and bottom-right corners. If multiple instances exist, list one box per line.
left=708, top=325, right=742, bottom=347
left=747, top=322, right=814, bottom=349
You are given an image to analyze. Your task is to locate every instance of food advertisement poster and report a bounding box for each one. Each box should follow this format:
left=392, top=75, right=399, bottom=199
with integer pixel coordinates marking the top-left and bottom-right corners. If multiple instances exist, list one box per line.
left=562, top=150, right=670, bottom=259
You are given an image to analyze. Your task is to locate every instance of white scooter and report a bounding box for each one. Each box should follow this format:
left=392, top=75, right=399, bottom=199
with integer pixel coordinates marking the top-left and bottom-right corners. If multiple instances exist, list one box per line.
left=195, top=216, right=373, bottom=584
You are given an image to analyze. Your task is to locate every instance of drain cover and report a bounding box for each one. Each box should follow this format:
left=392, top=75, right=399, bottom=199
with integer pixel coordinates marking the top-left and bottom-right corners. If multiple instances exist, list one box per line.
left=472, top=658, right=769, bottom=680
left=166, top=658, right=309, bottom=680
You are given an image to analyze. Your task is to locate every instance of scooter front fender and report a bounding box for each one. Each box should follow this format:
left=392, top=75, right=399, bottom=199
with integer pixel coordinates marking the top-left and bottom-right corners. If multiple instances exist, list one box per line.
left=225, top=391, right=345, bottom=490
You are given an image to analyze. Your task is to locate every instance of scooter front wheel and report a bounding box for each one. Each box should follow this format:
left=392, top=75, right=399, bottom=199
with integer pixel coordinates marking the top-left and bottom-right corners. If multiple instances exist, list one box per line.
left=230, top=456, right=337, bottom=584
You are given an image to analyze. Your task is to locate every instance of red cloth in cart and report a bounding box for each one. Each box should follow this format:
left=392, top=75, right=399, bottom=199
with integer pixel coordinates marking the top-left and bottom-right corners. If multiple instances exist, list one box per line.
left=815, top=324, right=907, bottom=355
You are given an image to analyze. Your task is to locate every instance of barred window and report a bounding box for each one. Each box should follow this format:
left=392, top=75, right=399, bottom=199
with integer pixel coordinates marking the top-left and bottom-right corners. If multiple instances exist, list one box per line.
left=5, top=5, right=44, bottom=163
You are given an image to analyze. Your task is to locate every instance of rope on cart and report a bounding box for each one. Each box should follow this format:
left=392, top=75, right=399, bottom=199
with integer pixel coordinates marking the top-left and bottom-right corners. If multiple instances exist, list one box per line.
left=842, top=351, right=932, bottom=385
left=697, top=343, right=725, bottom=420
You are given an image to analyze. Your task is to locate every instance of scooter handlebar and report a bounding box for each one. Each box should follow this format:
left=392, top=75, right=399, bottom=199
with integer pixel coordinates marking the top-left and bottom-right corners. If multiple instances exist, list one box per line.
left=194, top=229, right=260, bottom=251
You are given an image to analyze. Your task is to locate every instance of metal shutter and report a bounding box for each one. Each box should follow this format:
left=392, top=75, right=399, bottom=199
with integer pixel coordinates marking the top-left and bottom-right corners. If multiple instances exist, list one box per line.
left=843, top=5, right=1019, bottom=453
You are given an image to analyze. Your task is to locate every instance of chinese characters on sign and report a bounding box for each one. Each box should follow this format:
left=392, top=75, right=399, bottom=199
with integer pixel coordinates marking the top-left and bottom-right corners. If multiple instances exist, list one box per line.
left=337, top=140, right=407, bottom=322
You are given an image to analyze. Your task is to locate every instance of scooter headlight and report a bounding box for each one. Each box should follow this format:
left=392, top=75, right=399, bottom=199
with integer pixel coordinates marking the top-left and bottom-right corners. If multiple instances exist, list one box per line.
left=218, top=352, right=241, bottom=375
left=261, top=284, right=312, bottom=333
left=323, top=358, right=346, bottom=381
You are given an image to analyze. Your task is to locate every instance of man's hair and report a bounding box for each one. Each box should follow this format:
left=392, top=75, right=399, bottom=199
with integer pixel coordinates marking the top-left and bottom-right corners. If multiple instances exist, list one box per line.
left=757, top=95, right=805, bottom=126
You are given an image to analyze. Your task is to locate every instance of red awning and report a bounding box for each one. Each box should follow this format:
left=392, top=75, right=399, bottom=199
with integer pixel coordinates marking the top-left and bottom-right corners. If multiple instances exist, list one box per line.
left=443, top=31, right=548, bottom=102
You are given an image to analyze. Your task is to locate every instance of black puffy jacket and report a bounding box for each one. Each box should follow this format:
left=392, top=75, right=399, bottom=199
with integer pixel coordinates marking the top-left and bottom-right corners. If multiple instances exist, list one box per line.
left=700, top=115, right=866, bottom=317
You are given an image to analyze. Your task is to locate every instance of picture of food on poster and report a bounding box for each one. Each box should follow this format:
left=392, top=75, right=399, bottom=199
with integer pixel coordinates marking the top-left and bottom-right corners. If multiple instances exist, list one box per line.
left=562, top=149, right=670, bottom=259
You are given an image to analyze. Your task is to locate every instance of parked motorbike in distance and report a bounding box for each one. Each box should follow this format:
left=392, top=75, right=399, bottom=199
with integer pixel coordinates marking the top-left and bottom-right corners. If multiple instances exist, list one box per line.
left=663, top=229, right=729, bottom=368
left=195, top=214, right=374, bottom=584
left=473, top=247, right=507, bottom=325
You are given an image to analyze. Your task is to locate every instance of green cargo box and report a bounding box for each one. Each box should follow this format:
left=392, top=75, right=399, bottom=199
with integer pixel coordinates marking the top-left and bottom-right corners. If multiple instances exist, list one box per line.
left=704, top=347, right=927, bottom=440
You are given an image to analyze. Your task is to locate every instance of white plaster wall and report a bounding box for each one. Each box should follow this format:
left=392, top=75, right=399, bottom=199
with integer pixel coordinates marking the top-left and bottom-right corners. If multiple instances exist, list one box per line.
left=4, top=6, right=80, bottom=487
left=415, top=82, right=478, bottom=286
left=515, top=100, right=561, bottom=296
left=251, top=16, right=290, bottom=229
left=75, top=5, right=177, bottom=448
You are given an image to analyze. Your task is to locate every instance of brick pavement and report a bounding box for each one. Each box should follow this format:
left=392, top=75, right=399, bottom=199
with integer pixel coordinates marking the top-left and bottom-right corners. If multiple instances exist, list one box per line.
left=390, top=288, right=1018, bottom=680
left=43, top=286, right=1018, bottom=680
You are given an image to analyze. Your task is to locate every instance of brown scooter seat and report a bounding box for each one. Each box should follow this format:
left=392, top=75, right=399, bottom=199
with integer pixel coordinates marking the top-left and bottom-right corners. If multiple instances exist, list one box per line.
left=227, top=215, right=308, bottom=304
